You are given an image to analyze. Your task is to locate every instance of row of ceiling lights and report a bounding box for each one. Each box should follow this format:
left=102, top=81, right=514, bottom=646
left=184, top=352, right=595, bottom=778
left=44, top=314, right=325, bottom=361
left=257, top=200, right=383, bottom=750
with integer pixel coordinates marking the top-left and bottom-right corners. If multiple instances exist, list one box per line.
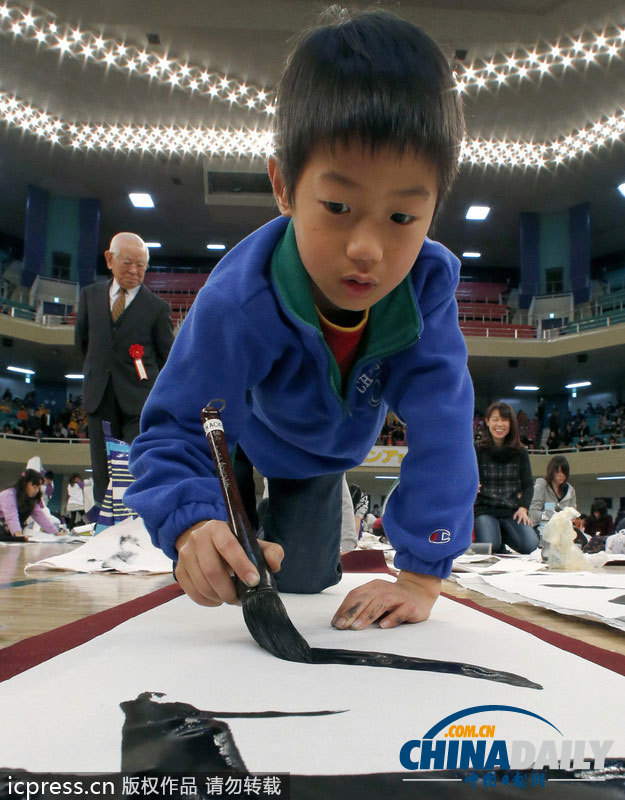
left=1, top=88, right=624, bottom=167
left=0, top=3, right=624, bottom=165
left=1, top=2, right=624, bottom=105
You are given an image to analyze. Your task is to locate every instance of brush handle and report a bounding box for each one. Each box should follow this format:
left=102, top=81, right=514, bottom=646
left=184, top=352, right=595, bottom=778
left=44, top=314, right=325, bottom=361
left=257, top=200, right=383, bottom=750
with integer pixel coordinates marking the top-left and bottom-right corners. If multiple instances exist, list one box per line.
left=201, top=405, right=275, bottom=596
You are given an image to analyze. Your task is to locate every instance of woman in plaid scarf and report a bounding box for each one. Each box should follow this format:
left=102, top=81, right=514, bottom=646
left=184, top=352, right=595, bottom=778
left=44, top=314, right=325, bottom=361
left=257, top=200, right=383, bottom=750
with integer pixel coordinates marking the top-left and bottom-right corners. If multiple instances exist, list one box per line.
left=473, top=402, right=539, bottom=554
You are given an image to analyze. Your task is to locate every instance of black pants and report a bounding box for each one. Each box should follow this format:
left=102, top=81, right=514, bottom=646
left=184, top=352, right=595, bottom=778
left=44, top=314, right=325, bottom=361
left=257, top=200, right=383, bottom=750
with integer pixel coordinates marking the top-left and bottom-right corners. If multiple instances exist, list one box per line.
left=233, top=446, right=343, bottom=594
left=67, top=510, right=84, bottom=529
left=87, top=379, right=140, bottom=505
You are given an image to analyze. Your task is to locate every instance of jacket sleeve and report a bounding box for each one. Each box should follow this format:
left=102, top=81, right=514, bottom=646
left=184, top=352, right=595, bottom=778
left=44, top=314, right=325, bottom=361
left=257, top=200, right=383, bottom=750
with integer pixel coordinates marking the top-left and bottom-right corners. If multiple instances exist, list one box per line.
left=528, top=478, right=546, bottom=525
left=74, top=287, right=89, bottom=358
left=380, top=265, right=478, bottom=579
left=519, top=450, right=534, bottom=509
left=124, top=289, right=276, bottom=560
left=31, top=502, right=59, bottom=535
left=0, top=489, right=22, bottom=535
left=152, top=300, right=174, bottom=370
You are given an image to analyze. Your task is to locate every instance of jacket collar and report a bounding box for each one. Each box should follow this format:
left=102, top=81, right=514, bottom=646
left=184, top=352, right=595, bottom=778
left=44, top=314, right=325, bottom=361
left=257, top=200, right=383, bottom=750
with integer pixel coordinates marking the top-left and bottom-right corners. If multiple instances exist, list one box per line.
left=270, top=219, right=421, bottom=360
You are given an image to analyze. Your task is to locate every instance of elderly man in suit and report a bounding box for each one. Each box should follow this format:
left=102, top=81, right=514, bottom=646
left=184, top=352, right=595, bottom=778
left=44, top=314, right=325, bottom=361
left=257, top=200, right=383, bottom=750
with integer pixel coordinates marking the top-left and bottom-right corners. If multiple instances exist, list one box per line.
left=75, top=232, right=174, bottom=505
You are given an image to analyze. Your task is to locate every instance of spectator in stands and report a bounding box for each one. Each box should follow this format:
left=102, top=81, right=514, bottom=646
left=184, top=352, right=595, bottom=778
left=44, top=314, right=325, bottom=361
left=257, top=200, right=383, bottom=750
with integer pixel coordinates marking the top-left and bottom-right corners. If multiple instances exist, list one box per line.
left=75, top=232, right=174, bottom=506
left=536, top=397, right=545, bottom=430
left=474, top=401, right=539, bottom=554
left=548, top=408, right=560, bottom=434
left=561, top=422, right=574, bottom=446
left=52, top=421, right=66, bottom=438
left=0, top=468, right=61, bottom=541
left=545, top=430, right=560, bottom=451
left=608, top=435, right=619, bottom=449
left=597, top=413, right=612, bottom=433
left=38, top=403, right=52, bottom=436
left=67, top=413, right=79, bottom=438
left=584, top=499, right=615, bottom=538
left=528, top=456, right=578, bottom=536
left=3, top=423, right=11, bottom=434
left=614, top=505, right=625, bottom=533
left=578, top=419, right=590, bottom=438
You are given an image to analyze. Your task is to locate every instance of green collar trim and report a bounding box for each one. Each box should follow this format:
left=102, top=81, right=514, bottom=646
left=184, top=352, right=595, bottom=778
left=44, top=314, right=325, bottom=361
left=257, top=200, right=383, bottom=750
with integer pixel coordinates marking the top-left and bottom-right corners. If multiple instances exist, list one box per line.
left=271, top=219, right=421, bottom=375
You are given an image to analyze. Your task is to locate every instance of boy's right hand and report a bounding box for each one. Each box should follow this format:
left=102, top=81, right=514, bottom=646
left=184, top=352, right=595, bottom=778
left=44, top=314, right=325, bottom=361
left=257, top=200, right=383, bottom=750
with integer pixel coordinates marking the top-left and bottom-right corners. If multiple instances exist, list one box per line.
left=174, top=520, right=284, bottom=607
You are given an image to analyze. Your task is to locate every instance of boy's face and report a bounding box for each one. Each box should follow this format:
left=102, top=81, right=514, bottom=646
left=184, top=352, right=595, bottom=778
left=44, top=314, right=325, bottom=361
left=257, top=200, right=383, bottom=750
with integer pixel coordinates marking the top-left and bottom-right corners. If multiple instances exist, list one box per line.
left=269, top=143, right=438, bottom=323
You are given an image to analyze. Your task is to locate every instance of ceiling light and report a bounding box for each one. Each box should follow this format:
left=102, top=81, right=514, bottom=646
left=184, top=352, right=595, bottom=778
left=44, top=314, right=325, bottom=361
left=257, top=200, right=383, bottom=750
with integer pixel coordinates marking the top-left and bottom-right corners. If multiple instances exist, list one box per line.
left=206, top=243, right=226, bottom=250
left=375, top=475, right=399, bottom=480
left=129, top=192, right=154, bottom=208
left=596, top=476, right=625, bottom=481
left=466, top=206, right=491, bottom=220
left=618, top=182, right=625, bottom=197
left=145, top=241, right=161, bottom=248
left=565, top=381, right=591, bottom=389
left=462, top=251, right=481, bottom=258
left=7, top=366, right=35, bottom=375
left=514, top=385, right=539, bottom=391
left=65, top=373, right=84, bottom=379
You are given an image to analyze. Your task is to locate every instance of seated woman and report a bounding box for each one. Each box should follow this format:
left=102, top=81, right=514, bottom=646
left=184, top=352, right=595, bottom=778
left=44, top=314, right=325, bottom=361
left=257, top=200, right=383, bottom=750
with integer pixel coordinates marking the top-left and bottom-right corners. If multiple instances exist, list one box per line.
left=474, top=401, right=539, bottom=554
left=583, top=499, right=615, bottom=553
left=529, top=455, right=577, bottom=525
left=529, top=456, right=585, bottom=549
left=0, top=468, right=62, bottom=541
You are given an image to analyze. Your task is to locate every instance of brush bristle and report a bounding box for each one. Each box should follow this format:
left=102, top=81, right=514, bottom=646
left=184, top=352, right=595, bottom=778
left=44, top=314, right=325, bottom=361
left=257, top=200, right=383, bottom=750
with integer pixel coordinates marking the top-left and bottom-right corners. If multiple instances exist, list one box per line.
left=242, top=590, right=312, bottom=663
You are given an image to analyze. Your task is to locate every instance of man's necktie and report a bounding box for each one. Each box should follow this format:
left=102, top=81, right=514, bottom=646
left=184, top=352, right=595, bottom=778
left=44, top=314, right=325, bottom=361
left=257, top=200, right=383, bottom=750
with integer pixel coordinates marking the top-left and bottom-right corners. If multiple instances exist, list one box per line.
left=111, top=288, right=127, bottom=322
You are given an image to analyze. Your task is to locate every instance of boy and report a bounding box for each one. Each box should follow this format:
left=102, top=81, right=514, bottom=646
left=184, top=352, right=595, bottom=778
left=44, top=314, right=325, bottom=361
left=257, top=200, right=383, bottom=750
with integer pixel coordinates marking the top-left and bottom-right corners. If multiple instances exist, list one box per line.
left=126, top=8, right=478, bottom=631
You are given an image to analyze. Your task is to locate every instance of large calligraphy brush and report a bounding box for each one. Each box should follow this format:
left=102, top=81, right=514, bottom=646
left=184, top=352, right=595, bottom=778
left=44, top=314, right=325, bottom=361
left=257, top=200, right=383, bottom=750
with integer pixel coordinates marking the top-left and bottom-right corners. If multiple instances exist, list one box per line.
left=201, top=403, right=542, bottom=689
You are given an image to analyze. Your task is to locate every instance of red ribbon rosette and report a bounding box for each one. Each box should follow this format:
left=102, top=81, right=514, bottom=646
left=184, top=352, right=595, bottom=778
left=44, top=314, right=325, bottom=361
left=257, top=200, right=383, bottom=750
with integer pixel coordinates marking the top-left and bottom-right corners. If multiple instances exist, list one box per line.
left=129, top=344, right=148, bottom=380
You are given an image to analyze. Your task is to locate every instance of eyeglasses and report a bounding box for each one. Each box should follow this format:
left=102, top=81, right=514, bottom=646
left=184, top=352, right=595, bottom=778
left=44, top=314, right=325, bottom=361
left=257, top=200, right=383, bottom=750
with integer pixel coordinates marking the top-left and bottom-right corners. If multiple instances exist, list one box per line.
left=118, top=257, right=148, bottom=270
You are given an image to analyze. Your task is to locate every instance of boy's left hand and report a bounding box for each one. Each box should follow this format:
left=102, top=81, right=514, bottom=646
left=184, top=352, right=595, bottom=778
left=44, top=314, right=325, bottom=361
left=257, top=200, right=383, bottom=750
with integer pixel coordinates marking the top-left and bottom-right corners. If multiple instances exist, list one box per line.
left=331, top=570, right=441, bottom=631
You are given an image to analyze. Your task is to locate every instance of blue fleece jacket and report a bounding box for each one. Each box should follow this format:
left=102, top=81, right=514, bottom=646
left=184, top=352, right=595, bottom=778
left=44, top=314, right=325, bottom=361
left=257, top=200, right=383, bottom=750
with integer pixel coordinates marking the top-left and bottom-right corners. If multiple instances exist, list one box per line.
left=125, top=216, right=478, bottom=578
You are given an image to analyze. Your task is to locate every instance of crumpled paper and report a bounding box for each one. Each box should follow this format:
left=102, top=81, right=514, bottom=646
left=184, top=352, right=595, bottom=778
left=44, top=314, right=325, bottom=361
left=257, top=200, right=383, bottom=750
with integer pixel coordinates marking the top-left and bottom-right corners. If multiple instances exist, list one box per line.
left=541, top=507, right=590, bottom=571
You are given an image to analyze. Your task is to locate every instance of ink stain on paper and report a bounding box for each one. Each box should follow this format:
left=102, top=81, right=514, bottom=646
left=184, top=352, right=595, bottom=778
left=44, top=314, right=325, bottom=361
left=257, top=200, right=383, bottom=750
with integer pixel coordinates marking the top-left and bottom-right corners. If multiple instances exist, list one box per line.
left=120, top=692, right=346, bottom=772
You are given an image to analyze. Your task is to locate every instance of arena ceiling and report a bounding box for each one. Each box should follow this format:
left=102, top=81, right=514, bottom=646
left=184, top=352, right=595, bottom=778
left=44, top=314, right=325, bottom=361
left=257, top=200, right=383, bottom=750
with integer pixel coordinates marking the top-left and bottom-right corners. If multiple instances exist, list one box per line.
left=1, top=0, right=625, bottom=271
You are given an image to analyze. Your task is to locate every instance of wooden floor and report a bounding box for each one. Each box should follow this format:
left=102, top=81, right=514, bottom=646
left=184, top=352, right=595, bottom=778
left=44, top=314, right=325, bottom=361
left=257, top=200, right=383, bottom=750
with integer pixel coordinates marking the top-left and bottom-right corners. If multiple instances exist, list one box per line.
left=1, top=541, right=624, bottom=657
left=1, top=541, right=174, bottom=649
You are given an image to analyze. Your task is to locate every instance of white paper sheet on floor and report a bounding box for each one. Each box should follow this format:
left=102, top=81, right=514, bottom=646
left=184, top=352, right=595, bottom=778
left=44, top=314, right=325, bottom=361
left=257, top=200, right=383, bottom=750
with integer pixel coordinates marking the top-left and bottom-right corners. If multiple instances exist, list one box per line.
left=0, top=573, right=623, bottom=775
left=24, top=516, right=173, bottom=574
left=455, top=569, right=625, bottom=631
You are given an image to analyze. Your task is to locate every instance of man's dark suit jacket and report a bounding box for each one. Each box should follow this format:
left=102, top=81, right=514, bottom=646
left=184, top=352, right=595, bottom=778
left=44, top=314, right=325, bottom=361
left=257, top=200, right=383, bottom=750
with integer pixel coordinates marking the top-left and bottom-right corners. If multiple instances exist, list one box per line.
left=75, top=281, right=174, bottom=416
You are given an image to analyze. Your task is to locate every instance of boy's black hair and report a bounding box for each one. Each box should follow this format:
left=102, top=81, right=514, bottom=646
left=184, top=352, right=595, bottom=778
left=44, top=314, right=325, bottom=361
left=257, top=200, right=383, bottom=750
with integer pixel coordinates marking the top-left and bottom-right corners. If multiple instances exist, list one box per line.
left=273, top=7, right=464, bottom=211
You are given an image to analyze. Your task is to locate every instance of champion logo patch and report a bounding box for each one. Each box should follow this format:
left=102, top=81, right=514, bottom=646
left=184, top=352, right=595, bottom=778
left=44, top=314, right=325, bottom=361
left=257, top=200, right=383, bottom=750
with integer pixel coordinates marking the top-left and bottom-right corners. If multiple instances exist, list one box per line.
left=429, top=528, right=451, bottom=543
